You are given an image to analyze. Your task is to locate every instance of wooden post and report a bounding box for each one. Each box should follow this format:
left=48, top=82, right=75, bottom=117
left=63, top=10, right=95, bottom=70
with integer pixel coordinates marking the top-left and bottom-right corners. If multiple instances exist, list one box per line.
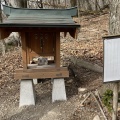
left=0, top=29, right=11, bottom=39
left=112, top=82, right=119, bottom=120
left=55, top=32, right=60, bottom=68
left=21, top=32, right=28, bottom=69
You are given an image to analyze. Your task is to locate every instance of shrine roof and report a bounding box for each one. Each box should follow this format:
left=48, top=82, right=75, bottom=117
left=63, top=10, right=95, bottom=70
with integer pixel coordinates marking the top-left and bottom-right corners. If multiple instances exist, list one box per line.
left=0, top=5, right=80, bottom=28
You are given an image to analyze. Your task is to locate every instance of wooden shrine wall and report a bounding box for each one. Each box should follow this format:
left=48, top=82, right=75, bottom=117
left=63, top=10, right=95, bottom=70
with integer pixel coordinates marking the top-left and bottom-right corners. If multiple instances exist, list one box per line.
left=27, top=32, right=56, bottom=63
left=21, top=31, right=60, bottom=69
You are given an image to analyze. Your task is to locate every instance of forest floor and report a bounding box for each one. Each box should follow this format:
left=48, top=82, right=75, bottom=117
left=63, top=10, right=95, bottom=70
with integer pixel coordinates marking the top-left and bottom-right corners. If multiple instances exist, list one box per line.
left=0, top=11, right=116, bottom=120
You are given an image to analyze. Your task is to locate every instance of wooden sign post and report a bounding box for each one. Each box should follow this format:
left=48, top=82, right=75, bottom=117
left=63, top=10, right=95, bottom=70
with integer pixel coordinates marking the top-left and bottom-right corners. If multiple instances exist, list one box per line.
left=103, top=35, right=120, bottom=120
left=112, top=83, right=119, bottom=120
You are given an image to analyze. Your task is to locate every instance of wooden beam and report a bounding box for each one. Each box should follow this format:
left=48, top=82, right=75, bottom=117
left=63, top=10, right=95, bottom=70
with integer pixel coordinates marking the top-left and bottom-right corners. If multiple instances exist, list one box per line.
left=69, top=29, right=78, bottom=39
left=55, top=32, right=60, bottom=68
left=21, top=32, right=28, bottom=69
left=16, top=67, right=68, bottom=73
left=112, top=82, right=119, bottom=120
left=2, top=27, right=78, bottom=33
left=26, top=33, right=30, bottom=67
left=64, top=32, right=67, bottom=37
left=0, top=29, right=11, bottom=40
left=29, top=52, right=55, bottom=57
left=14, top=71, right=69, bottom=79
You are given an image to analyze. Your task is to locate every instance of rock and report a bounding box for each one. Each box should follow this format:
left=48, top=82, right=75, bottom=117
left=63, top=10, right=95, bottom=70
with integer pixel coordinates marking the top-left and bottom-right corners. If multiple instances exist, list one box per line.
left=78, top=88, right=87, bottom=94
left=67, top=79, right=73, bottom=83
left=93, top=115, right=100, bottom=120
left=83, top=94, right=87, bottom=98
left=5, top=32, right=21, bottom=46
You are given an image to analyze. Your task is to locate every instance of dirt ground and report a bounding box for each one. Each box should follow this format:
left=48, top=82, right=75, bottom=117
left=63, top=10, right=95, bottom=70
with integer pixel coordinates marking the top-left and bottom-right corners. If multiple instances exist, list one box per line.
left=0, top=12, right=114, bottom=120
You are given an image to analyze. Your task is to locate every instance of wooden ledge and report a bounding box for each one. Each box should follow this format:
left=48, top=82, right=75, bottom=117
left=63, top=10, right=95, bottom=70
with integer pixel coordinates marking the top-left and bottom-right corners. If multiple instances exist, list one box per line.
left=16, top=67, right=68, bottom=72
left=14, top=67, right=69, bottom=79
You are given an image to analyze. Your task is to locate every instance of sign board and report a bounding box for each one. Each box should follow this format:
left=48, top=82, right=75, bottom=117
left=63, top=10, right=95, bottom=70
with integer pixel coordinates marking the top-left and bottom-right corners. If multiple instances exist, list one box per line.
left=104, top=35, right=120, bottom=82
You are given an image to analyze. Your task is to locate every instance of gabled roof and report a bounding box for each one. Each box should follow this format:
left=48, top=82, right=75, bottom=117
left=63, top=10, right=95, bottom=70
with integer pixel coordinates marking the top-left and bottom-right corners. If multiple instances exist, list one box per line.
left=0, top=5, right=80, bottom=28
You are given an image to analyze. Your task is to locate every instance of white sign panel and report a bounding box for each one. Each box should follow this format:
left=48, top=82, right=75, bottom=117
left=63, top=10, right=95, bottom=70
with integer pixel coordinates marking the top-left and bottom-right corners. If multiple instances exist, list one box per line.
left=104, top=37, right=120, bottom=82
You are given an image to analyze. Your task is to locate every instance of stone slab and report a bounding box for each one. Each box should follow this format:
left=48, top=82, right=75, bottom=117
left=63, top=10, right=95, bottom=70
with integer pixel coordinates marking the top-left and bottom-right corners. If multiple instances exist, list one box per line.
left=52, top=78, right=67, bottom=102
left=19, top=79, right=36, bottom=107
left=33, top=79, right=38, bottom=84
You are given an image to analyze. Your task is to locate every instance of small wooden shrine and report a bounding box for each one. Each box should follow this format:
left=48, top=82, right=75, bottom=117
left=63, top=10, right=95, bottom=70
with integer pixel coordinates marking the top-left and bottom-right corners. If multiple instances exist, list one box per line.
left=0, top=5, right=80, bottom=106
left=0, top=5, right=80, bottom=79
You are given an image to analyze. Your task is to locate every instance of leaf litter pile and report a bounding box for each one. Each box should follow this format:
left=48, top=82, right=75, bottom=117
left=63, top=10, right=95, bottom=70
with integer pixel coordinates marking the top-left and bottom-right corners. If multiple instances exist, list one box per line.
left=0, top=12, right=113, bottom=120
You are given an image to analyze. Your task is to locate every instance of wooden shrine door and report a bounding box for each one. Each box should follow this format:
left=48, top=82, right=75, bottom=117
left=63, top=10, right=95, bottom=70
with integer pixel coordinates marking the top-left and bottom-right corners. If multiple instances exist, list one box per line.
left=27, top=32, right=56, bottom=63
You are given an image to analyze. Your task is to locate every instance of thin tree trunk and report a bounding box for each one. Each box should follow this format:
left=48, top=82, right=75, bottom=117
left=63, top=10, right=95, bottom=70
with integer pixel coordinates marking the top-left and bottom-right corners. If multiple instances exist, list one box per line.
left=112, top=83, right=119, bottom=120
left=70, top=0, right=77, bottom=7
left=40, top=0, right=43, bottom=8
left=0, top=0, right=2, bottom=23
left=109, top=0, right=120, bottom=35
left=9, top=0, right=27, bottom=8
left=65, top=0, right=66, bottom=8
left=23, top=0, right=27, bottom=8
left=109, top=0, right=120, bottom=120
left=53, top=0, right=55, bottom=8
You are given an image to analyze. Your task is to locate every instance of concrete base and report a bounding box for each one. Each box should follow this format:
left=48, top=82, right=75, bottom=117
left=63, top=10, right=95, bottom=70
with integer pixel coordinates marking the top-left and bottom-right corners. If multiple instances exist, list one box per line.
left=52, top=78, right=67, bottom=102
left=33, top=79, right=38, bottom=84
left=19, top=79, right=36, bottom=107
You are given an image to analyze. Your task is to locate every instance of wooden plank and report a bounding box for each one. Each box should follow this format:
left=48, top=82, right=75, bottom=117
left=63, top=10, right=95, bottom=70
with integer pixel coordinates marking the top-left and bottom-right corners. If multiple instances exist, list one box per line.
left=69, top=29, right=77, bottom=39
left=3, top=28, right=77, bottom=33
left=21, top=32, right=28, bottom=69
left=29, top=52, right=55, bottom=57
left=0, top=30, right=5, bottom=40
left=16, top=67, right=68, bottom=73
left=27, top=32, right=55, bottom=62
left=55, top=32, right=60, bottom=68
left=112, top=82, right=119, bottom=120
left=0, top=29, right=11, bottom=40
left=43, top=33, right=55, bottom=54
left=29, top=33, right=42, bottom=54
left=26, top=33, right=31, bottom=64
left=27, top=33, right=31, bottom=63
left=26, top=33, right=29, bottom=64
left=14, top=71, right=69, bottom=79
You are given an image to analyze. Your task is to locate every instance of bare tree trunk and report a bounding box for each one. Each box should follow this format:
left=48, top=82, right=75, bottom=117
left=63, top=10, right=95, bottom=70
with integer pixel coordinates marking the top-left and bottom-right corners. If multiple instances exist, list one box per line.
left=7, top=0, right=27, bottom=47
left=78, top=0, right=109, bottom=11
left=65, top=0, right=67, bottom=8
left=58, top=0, right=60, bottom=4
left=4, top=0, right=9, bottom=5
left=70, top=0, right=77, bottom=7
left=0, top=0, right=2, bottom=23
left=112, top=83, right=119, bottom=120
left=53, top=0, right=55, bottom=8
left=40, top=0, right=43, bottom=8
left=109, top=0, right=120, bottom=35
left=109, top=0, right=120, bottom=119
left=9, top=0, right=27, bottom=8
left=23, top=0, right=27, bottom=8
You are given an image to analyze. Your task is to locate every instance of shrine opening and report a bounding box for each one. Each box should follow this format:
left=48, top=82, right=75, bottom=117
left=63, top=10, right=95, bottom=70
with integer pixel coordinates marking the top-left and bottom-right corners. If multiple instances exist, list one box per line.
left=0, top=5, right=80, bottom=106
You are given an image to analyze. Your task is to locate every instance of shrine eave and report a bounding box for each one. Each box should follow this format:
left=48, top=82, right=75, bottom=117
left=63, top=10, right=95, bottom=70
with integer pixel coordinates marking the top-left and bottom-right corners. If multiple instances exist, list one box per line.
left=0, top=5, right=80, bottom=29
left=0, top=23, right=80, bottom=28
